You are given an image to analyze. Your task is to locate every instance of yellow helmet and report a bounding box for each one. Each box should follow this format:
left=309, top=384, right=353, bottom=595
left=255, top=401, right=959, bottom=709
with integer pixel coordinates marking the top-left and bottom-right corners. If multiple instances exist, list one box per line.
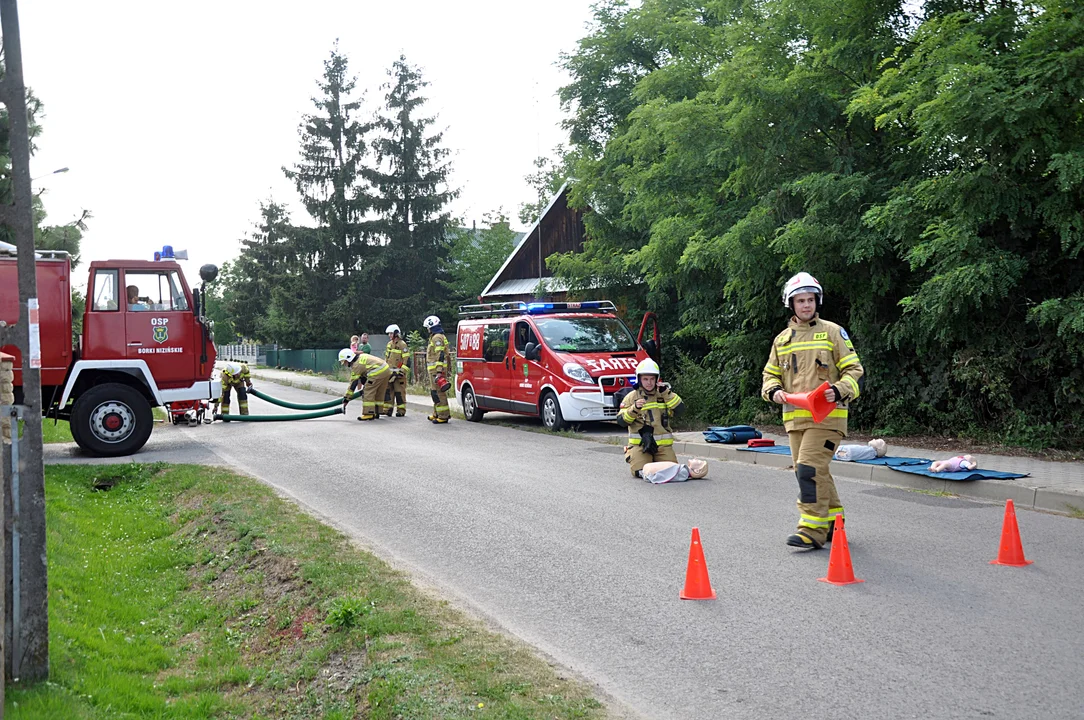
left=635, top=358, right=661, bottom=377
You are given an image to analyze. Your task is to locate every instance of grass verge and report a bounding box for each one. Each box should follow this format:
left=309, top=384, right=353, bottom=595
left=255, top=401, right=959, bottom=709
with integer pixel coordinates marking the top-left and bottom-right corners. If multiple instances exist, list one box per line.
left=7, top=463, right=607, bottom=719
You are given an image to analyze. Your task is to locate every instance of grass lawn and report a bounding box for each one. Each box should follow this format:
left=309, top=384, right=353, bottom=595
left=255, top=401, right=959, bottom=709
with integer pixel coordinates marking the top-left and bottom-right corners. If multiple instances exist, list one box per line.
left=6, top=464, right=608, bottom=719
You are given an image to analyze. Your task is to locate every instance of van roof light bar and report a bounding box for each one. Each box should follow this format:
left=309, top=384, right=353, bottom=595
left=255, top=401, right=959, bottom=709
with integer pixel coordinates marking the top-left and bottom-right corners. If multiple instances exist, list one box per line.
left=458, top=300, right=617, bottom=319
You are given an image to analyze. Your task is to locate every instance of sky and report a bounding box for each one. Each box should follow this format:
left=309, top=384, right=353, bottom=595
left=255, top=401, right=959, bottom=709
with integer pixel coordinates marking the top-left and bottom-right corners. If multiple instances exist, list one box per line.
left=19, top=0, right=598, bottom=286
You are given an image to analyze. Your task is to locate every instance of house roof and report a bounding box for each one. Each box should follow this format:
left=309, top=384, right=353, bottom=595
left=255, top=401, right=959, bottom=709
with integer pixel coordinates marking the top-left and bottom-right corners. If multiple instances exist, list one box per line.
left=480, top=182, right=575, bottom=298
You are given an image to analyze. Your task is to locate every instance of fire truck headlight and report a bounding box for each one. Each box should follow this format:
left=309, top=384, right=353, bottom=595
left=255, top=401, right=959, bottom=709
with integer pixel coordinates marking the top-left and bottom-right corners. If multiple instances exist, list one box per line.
left=563, top=363, right=592, bottom=384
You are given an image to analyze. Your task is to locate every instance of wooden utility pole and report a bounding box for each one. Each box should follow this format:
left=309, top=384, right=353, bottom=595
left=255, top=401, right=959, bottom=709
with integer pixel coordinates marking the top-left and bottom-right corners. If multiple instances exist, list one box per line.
left=0, top=0, right=50, bottom=684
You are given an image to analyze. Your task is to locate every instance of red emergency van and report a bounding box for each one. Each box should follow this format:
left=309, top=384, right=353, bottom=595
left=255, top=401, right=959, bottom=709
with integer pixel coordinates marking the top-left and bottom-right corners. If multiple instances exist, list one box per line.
left=455, top=301, right=659, bottom=430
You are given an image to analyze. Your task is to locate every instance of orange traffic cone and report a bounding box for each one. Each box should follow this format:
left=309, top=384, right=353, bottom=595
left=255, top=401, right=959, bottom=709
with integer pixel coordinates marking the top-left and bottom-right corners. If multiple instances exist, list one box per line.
left=990, top=499, right=1033, bottom=567
left=679, top=528, right=717, bottom=600
left=818, top=515, right=864, bottom=586
left=782, top=381, right=835, bottom=424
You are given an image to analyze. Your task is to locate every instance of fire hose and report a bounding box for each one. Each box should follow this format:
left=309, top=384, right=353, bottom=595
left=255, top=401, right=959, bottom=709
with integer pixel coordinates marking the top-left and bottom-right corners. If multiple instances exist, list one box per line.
left=247, top=387, right=361, bottom=411
left=214, top=407, right=345, bottom=422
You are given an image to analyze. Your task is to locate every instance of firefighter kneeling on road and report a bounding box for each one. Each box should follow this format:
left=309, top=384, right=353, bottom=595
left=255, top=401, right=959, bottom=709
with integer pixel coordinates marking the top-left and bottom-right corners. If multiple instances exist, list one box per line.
left=339, top=349, right=392, bottom=421
left=761, top=272, right=864, bottom=550
left=618, top=359, right=684, bottom=477
left=383, top=323, right=409, bottom=417
left=219, top=362, right=252, bottom=416
left=424, top=315, right=451, bottom=424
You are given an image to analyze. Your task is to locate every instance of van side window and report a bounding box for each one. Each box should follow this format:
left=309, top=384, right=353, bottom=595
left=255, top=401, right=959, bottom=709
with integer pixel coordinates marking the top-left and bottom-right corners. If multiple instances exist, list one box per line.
left=514, top=321, right=538, bottom=353
left=483, top=325, right=509, bottom=362
left=92, top=270, right=119, bottom=311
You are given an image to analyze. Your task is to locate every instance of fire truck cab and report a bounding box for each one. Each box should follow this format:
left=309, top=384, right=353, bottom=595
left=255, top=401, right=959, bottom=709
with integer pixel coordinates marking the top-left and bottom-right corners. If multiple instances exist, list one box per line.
left=455, top=301, right=659, bottom=430
left=1, top=245, right=220, bottom=456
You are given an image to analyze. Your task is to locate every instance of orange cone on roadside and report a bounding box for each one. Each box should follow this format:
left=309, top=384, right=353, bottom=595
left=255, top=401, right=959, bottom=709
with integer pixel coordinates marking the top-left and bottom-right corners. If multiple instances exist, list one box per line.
left=679, top=528, right=717, bottom=600
left=818, top=515, right=864, bottom=586
left=990, top=499, right=1033, bottom=567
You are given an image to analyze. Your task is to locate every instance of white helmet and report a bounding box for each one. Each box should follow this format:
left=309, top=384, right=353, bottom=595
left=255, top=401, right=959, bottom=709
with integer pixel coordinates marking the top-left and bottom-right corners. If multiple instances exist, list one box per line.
left=423, top=315, right=441, bottom=330
left=782, top=272, right=823, bottom=307
left=223, top=362, right=241, bottom=377
left=635, top=358, right=661, bottom=377
left=385, top=323, right=401, bottom=335
left=338, top=348, right=356, bottom=364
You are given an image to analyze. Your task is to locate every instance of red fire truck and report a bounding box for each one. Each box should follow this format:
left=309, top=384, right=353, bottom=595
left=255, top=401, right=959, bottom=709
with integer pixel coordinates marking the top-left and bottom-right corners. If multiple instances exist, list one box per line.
left=0, top=245, right=220, bottom=456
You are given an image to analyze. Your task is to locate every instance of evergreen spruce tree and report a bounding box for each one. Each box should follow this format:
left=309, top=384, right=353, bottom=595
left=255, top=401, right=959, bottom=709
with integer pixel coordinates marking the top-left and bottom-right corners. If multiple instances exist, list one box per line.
left=364, top=55, right=457, bottom=327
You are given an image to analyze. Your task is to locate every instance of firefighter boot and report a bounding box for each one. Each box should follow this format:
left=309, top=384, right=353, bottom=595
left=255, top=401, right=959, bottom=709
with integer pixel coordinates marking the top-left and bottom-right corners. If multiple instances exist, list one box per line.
left=357, top=414, right=377, bottom=421
left=786, top=531, right=823, bottom=550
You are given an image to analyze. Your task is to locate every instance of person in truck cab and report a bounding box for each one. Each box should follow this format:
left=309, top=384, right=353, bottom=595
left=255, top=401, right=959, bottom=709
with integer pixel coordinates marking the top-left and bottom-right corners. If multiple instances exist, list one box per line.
left=618, top=359, right=684, bottom=477
left=127, top=285, right=150, bottom=311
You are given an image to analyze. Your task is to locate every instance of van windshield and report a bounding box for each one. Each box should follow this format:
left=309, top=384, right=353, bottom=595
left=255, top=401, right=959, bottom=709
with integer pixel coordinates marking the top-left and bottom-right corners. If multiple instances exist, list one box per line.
left=535, top=317, right=637, bottom=353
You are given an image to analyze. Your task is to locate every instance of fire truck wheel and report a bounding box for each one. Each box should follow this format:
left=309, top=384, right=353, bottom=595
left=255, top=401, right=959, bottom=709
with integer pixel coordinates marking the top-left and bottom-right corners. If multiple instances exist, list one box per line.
left=461, top=385, right=485, bottom=422
left=540, top=391, right=567, bottom=432
left=71, top=383, right=154, bottom=457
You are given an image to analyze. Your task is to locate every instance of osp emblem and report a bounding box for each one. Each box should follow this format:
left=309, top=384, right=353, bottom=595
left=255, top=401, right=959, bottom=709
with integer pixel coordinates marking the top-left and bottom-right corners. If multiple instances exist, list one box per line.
left=153, top=325, right=169, bottom=343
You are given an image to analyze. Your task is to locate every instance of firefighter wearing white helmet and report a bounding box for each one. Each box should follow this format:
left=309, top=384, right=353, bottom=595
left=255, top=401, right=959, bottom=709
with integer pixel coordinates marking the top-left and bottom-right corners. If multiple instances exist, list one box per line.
left=340, top=349, right=392, bottom=421
left=617, top=358, right=685, bottom=477
left=218, top=361, right=252, bottom=416
left=762, top=272, right=865, bottom=550
left=424, top=315, right=452, bottom=423
left=383, top=323, right=409, bottom=417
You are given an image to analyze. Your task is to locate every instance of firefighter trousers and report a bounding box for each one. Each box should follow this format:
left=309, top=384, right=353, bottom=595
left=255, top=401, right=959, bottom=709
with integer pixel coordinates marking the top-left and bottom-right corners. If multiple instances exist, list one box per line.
left=625, top=444, right=678, bottom=476
left=788, top=428, right=844, bottom=544
left=383, top=372, right=407, bottom=416
left=360, top=372, right=390, bottom=419
left=429, top=372, right=450, bottom=420
left=220, top=384, right=249, bottom=416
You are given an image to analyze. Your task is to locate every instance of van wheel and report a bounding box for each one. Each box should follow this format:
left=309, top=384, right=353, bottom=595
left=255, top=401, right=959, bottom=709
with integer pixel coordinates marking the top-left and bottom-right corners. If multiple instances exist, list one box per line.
left=461, top=386, right=485, bottom=422
left=71, top=383, right=154, bottom=457
left=540, top=391, right=567, bottom=432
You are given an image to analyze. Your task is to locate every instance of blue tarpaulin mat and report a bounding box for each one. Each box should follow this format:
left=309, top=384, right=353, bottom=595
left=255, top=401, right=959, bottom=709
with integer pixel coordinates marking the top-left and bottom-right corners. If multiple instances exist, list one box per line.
left=852, top=456, right=931, bottom=467
left=887, top=465, right=1030, bottom=482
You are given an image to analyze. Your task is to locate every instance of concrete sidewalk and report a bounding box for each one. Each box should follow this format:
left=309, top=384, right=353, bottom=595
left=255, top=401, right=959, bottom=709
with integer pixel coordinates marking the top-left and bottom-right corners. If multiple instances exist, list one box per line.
left=249, top=366, right=1084, bottom=515
left=673, top=430, right=1084, bottom=515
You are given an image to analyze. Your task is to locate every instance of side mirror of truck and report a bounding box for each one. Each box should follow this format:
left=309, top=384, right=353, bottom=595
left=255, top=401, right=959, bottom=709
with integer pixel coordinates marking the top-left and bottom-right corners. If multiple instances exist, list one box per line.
left=525, top=342, right=541, bottom=361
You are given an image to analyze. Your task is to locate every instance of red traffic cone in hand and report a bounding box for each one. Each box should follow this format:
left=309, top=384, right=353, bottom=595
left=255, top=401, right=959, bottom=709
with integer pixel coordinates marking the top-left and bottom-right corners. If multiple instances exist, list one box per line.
left=680, top=528, right=717, bottom=600
left=819, top=515, right=864, bottom=586
left=990, top=499, right=1033, bottom=567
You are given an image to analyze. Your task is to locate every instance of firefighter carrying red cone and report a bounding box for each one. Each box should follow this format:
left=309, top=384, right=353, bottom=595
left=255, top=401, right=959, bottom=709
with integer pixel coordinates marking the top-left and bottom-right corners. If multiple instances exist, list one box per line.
left=761, top=272, right=864, bottom=550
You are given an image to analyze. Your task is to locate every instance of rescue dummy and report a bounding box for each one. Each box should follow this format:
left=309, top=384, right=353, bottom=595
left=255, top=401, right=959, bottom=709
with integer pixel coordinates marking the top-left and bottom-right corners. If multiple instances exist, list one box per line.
left=761, top=272, right=864, bottom=550
left=833, top=438, right=887, bottom=462
left=618, top=359, right=685, bottom=477
left=339, top=349, right=391, bottom=421
left=383, top=324, right=409, bottom=417
left=219, top=362, right=252, bottom=416
left=639, top=458, right=709, bottom=484
left=424, top=315, right=451, bottom=424
left=930, top=454, right=977, bottom=473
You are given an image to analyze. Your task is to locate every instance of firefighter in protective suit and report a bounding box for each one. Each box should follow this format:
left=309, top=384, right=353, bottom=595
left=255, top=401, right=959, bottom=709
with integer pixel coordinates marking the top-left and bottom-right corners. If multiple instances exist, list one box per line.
left=383, top=324, right=409, bottom=417
left=424, top=315, right=451, bottom=424
left=617, top=359, right=684, bottom=477
left=339, top=349, right=392, bottom=421
left=762, top=272, right=865, bottom=550
left=219, top=362, right=252, bottom=416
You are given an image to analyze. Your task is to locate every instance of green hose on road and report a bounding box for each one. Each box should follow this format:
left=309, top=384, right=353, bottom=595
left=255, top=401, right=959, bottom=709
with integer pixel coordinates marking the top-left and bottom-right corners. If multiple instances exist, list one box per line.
left=248, top=387, right=360, bottom=411
left=215, top=407, right=345, bottom=422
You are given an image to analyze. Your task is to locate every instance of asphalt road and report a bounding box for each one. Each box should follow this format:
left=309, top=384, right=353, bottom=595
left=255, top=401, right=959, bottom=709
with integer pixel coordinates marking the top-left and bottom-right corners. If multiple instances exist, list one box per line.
left=46, top=385, right=1084, bottom=720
